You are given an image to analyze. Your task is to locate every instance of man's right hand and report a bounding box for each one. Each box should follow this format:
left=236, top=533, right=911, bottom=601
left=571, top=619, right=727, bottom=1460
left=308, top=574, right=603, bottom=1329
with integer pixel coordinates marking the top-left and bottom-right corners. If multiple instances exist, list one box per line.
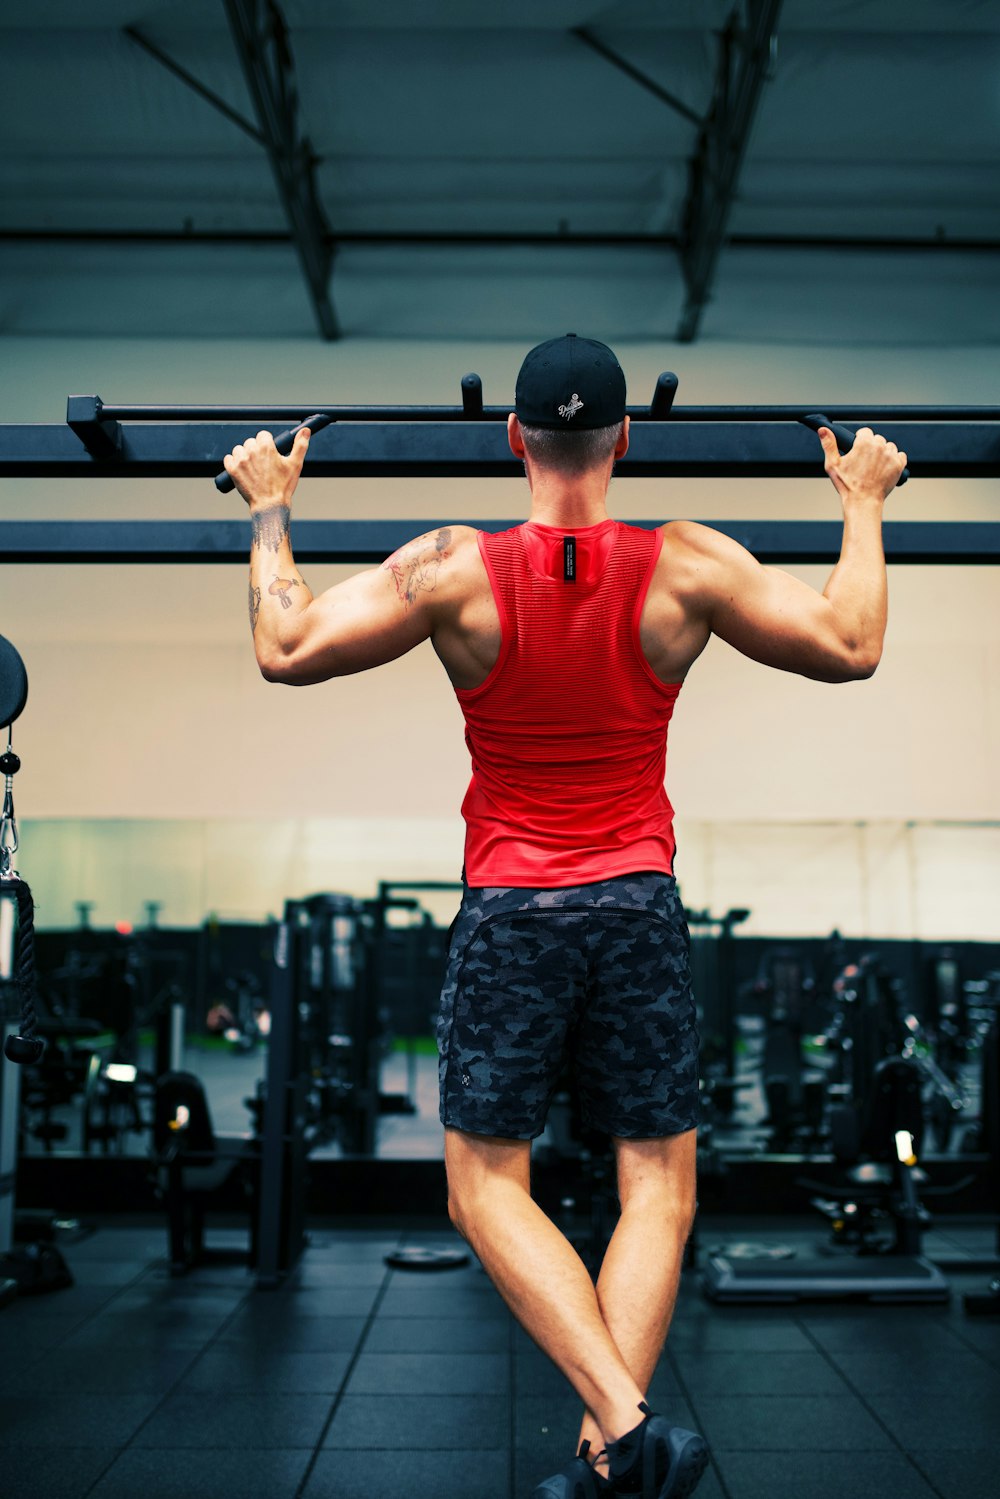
left=817, top=425, right=907, bottom=505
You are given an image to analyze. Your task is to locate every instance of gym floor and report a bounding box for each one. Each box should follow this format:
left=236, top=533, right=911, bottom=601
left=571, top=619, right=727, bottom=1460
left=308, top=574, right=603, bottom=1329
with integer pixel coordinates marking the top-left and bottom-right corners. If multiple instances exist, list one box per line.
left=0, top=1215, right=996, bottom=1499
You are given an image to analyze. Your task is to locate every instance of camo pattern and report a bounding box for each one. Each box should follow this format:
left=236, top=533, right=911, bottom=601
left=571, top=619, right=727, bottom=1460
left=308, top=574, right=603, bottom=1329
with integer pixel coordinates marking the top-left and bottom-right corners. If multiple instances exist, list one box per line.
left=436, top=872, right=699, bottom=1140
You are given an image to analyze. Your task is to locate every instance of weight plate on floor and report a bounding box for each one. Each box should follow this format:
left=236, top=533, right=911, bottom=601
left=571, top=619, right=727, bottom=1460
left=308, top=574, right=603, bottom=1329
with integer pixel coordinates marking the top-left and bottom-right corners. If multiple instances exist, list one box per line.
left=384, top=1247, right=470, bottom=1271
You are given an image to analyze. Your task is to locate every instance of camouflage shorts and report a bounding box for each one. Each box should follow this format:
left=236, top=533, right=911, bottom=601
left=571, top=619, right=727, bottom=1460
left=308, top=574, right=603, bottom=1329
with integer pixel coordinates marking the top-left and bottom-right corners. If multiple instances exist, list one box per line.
left=436, top=871, right=699, bottom=1141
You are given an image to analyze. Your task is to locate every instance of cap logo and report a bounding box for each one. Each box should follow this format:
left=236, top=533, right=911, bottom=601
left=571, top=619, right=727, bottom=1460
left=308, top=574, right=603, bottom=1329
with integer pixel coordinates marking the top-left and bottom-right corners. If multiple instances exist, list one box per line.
left=558, top=393, right=584, bottom=421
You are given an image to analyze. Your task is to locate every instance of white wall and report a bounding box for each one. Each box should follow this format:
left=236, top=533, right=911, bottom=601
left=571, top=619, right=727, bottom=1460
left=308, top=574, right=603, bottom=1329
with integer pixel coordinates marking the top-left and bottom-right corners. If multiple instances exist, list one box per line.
left=3, top=335, right=999, bottom=937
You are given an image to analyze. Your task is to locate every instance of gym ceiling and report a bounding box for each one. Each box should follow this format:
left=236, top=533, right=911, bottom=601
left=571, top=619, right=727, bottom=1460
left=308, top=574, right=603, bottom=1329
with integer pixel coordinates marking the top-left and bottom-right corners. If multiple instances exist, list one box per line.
left=2, top=0, right=998, bottom=344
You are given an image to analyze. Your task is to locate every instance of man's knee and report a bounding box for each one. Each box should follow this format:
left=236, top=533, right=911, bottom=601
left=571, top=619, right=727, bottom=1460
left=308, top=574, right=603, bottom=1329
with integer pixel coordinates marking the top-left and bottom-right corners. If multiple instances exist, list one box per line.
left=448, top=1189, right=470, bottom=1240
left=613, top=1128, right=698, bottom=1231
left=444, top=1126, right=532, bottom=1237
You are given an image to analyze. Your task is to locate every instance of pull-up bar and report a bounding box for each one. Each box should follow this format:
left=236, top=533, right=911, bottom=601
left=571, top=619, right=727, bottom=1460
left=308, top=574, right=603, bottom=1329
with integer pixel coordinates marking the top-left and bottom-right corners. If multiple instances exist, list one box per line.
left=0, top=374, right=998, bottom=563
left=210, top=408, right=913, bottom=493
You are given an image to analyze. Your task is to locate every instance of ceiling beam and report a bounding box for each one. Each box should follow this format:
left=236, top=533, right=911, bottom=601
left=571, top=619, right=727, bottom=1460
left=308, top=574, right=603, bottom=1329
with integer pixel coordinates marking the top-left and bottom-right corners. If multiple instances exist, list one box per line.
left=222, top=0, right=338, bottom=339
left=571, top=28, right=703, bottom=129
left=677, top=0, right=784, bottom=342
left=123, top=27, right=264, bottom=146
left=5, top=229, right=1000, bottom=254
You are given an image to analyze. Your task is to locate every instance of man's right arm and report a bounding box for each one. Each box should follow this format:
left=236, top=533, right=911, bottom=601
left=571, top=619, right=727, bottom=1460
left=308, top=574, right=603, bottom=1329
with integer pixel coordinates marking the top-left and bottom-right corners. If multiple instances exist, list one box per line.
left=670, top=427, right=907, bottom=684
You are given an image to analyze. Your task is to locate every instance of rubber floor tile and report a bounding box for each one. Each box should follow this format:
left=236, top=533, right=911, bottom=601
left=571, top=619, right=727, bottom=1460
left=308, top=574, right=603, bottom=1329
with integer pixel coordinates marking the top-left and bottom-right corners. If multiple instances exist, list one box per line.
left=304, top=1447, right=510, bottom=1499
left=293, top=1241, right=402, bottom=1264
left=364, top=1313, right=509, bottom=1353
left=58, top=1260, right=151, bottom=1287
left=218, top=1312, right=368, bottom=1352
left=695, top=1393, right=894, bottom=1451
left=0, top=1445, right=118, bottom=1499
left=376, top=1284, right=504, bottom=1319
left=57, top=1309, right=228, bottom=1351
left=0, top=1311, right=90, bottom=1360
left=180, top=1345, right=352, bottom=1394
left=676, top=1350, right=849, bottom=1397
left=0, top=1343, right=197, bottom=1395
left=132, top=1391, right=333, bottom=1449
left=266, top=1280, right=387, bottom=1311
left=668, top=1317, right=815, bottom=1352
left=862, top=1388, right=1000, bottom=1449
left=643, top=1360, right=686, bottom=1402
left=516, top=1392, right=699, bottom=1447
left=514, top=1348, right=582, bottom=1398
left=514, top=1419, right=589, bottom=1497
left=797, top=1313, right=968, bottom=1355
left=951, top=1320, right=1000, bottom=1367
left=149, top=1266, right=257, bottom=1290
left=825, top=1345, right=1000, bottom=1394
left=910, top=1448, right=1000, bottom=1499
left=346, top=1349, right=508, bottom=1395
left=223, top=1284, right=379, bottom=1319
left=2, top=1284, right=123, bottom=1321
left=0, top=1392, right=162, bottom=1447
left=324, top=1393, right=506, bottom=1450
left=87, top=1446, right=312, bottom=1499
left=713, top=1448, right=939, bottom=1499
left=382, top=1263, right=494, bottom=1290
left=98, top=1277, right=245, bottom=1313
left=276, top=1260, right=389, bottom=1287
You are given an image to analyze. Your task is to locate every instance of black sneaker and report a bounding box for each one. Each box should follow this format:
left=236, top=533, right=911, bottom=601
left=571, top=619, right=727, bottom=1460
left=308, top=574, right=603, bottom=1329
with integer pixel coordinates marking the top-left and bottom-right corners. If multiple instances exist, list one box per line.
left=605, top=1402, right=709, bottom=1499
left=532, top=1438, right=612, bottom=1498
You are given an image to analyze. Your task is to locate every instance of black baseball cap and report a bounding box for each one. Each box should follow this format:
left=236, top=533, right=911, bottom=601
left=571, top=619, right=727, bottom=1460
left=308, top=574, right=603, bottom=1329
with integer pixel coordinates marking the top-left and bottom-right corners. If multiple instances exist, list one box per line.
left=515, top=333, right=627, bottom=431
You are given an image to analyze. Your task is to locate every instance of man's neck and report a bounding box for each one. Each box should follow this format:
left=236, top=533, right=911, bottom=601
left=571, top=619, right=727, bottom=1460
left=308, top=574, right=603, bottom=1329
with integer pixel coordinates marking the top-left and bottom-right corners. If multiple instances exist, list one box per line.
left=525, top=469, right=611, bottom=529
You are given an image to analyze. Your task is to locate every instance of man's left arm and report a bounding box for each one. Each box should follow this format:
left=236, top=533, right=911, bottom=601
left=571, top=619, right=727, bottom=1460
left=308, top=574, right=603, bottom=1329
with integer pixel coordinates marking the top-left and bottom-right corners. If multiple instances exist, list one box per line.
left=224, top=428, right=461, bottom=684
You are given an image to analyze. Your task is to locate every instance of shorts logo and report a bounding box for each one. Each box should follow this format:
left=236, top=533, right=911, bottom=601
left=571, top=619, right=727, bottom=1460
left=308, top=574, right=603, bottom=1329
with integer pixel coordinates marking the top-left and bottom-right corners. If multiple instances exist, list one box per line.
left=558, top=393, right=584, bottom=420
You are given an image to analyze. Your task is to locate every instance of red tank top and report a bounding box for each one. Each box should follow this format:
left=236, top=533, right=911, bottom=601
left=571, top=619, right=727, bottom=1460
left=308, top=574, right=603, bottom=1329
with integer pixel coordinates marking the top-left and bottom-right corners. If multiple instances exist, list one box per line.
left=455, top=518, right=682, bottom=887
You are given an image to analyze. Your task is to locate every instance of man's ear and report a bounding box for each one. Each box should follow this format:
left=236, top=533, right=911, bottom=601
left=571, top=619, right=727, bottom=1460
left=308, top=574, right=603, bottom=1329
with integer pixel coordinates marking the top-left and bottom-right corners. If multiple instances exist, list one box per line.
left=508, top=412, right=526, bottom=458
left=615, top=415, right=630, bottom=460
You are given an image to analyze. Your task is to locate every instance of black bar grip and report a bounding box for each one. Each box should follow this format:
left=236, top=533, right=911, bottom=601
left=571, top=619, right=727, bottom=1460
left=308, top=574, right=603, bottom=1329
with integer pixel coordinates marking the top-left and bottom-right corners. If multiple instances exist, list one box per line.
left=214, top=412, right=334, bottom=493
left=461, top=373, right=483, bottom=417
left=650, top=372, right=678, bottom=419
left=800, top=412, right=909, bottom=487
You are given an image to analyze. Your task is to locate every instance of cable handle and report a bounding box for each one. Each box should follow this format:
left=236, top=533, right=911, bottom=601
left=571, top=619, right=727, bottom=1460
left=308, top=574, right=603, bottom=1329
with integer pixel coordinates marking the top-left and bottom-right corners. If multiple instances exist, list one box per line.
left=214, top=412, right=335, bottom=494
left=2, top=877, right=44, bottom=1065
left=800, top=412, right=910, bottom=486
left=0, top=734, right=20, bottom=883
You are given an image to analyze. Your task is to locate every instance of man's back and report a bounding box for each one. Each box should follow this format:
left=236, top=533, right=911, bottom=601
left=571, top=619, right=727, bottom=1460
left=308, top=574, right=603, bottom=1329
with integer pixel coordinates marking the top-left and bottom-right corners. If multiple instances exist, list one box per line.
left=446, top=518, right=684, bottom=887
left=427, top=519, right=712, bottom=693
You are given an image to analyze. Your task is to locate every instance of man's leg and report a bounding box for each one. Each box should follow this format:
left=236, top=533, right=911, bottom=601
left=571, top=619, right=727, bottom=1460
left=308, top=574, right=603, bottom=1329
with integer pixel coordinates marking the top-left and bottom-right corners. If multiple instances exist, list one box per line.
left=576, top=1129, right=698, bottom=1476
left=444, top=1126, right=651, bottom=1448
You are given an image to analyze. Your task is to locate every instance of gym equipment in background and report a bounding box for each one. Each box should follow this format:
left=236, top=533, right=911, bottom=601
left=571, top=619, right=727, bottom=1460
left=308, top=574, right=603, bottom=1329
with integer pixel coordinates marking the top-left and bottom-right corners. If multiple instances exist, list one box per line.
left=702, top=952, right=960, bottom=1304
left=0, top=637, right=75, bottom=1303
left=150, top=1070, right=260, bottom=1277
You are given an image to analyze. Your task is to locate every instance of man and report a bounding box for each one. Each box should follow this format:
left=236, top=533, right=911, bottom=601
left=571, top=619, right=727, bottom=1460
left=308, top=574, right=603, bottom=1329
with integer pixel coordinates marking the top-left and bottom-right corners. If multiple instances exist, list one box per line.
left=224, top=335, right=906, bottom=1499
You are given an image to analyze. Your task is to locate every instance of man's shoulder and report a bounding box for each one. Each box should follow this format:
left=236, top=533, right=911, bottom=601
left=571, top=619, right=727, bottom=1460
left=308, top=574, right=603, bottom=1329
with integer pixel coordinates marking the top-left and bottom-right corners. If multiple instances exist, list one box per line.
left=658, top=519, right=723, bottom=555
left=652, top=521, right=731, bottom=612
left=388, top=523, right=479, bottom=564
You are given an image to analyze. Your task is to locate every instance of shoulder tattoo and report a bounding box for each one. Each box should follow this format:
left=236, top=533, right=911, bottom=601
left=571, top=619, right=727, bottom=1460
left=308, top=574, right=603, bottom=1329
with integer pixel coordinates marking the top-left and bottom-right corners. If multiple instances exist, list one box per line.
left=382, top=527, right=453, bottom=606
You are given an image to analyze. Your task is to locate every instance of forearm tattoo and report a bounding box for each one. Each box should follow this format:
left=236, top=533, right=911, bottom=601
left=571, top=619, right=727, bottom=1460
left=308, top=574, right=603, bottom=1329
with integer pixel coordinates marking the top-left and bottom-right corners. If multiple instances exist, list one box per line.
left=248, top=582, right=261, bottom=633
left=251, top=504, right=291, bottom=553
left=268, top=577, right=301, bottom=611
left=383, top=527, right=452, bottom=605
